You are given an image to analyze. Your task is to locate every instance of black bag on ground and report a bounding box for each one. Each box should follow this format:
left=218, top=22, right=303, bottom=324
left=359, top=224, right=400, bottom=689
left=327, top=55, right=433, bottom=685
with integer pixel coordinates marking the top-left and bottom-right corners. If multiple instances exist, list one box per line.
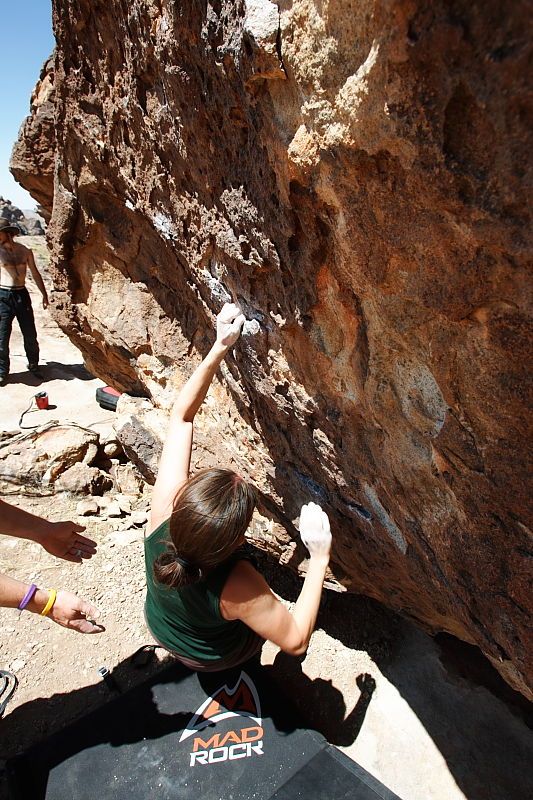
left=95, top=385, right=121, bottom=411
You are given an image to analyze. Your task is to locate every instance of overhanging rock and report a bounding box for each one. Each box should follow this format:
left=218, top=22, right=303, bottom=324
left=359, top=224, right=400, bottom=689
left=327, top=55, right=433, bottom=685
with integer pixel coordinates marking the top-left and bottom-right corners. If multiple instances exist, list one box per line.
left=12, top=0, right=532, bottom=698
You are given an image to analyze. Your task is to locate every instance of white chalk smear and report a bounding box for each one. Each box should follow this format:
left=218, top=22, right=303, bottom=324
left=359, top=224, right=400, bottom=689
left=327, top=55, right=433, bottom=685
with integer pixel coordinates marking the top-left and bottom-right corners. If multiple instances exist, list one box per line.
left=242, top=319, right=261, bottom=336
left=201, top=271, right=232, bottom=303
left=363, top=484, right=407, bottom=554
left=152, top=212, right=178, bottom=240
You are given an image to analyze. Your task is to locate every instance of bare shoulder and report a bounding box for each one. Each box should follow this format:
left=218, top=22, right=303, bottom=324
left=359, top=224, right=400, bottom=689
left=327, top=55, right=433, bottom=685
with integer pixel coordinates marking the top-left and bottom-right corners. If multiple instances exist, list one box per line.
left=220, top=559, right=270, bottom=617
left=14, top=241, right=31, bottom=259
left=224, top=560, right=265, bottom=597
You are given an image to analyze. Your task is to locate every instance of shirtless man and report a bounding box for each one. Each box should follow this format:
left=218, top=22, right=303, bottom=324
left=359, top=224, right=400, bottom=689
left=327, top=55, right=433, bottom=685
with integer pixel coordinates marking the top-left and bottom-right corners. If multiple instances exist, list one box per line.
left=0, top=217, right=48, bottom=385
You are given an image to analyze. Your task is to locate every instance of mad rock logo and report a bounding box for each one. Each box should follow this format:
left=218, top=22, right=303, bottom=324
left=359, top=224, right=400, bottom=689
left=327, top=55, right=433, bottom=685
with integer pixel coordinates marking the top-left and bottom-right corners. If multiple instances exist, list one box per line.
left=181, top=672, right=264, bottom=766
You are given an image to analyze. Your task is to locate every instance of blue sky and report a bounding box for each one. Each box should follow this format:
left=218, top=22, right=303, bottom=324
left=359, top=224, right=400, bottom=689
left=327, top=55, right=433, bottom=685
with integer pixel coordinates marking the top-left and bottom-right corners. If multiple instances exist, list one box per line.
left=0, top=1, right=54, bottom=210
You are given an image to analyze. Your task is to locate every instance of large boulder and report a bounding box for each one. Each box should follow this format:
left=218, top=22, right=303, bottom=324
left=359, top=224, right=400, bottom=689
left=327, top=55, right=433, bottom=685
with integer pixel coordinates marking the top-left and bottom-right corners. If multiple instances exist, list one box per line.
left=0, top=424, right=99, bottom=490
left=0, top=198, right=24, bottom=223
left=23, top=217, right=45, bottom=236
left=10, top=54, right=55, bottom=224
left=11, top=1, right=532, bottom=698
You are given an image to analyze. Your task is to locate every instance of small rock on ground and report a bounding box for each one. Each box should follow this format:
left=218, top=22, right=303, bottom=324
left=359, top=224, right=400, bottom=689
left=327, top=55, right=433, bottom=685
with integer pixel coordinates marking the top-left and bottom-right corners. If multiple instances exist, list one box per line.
left=76, top=498, right=100, bottom=516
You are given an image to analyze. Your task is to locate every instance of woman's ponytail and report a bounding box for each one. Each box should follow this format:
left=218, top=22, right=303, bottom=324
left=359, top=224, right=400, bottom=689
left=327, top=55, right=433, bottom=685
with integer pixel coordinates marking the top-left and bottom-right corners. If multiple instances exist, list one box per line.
left=153, top=544, right=202, bottom=588
left=153, top=468, right=257, bottom=589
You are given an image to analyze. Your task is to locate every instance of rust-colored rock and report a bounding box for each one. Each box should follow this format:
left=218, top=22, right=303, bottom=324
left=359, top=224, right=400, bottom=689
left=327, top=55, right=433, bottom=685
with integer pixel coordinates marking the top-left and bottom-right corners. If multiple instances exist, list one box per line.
left=12, top=1, right=532, bottom=697
left=11, top=54, right=55, bottom=223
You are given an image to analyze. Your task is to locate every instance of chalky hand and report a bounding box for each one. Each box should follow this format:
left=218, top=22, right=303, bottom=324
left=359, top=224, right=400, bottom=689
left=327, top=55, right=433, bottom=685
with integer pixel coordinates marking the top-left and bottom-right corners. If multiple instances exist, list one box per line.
left=299, top=502, right=331, bottom=559
left=216, top=302, right=246, bottom=348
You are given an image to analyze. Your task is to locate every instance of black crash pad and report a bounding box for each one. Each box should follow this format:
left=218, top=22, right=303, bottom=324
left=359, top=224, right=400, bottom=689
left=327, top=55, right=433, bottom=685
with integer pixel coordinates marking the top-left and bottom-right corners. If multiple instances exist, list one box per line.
left=7, top=660, right=401, bottom=800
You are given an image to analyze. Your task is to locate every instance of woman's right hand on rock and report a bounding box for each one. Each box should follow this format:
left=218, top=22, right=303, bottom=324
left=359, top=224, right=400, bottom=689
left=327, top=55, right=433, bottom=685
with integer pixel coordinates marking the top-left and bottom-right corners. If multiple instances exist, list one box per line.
left=216, top=302, right=246, bottom=348
left=299, top=502, right=331, bottom=560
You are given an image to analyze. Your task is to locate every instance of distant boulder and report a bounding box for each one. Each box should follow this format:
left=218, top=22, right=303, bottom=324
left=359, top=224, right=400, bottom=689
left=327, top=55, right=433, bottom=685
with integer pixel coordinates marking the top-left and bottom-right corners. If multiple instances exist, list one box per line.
left=0, top=197, right=24, bottom=223
left=23, top=217, right=44, bottom=235
left=0, top=196, right=45, bottom=235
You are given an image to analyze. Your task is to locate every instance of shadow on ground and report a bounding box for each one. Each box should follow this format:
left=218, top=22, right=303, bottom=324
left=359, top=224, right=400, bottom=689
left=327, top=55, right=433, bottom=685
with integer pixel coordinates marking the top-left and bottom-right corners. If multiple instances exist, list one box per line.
left=264, top=652, right=376, bottom=747
left=0, top=648, right=375, bottom=800
left=4, top=362, right=92, bottom=386
left=256, top=550, right=533, bottom=800
left=1, top=554, right=532, bottom=800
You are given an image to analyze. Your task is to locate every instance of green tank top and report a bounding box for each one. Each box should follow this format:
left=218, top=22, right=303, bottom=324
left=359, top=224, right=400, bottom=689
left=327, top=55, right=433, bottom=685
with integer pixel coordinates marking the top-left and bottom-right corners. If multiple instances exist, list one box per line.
left=144, top=519, right=259, bottom=666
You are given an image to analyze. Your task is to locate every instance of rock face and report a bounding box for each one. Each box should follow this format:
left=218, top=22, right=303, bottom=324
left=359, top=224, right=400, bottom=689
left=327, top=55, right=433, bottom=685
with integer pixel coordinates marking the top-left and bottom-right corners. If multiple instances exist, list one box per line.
left=12, top=1, right=532, bottom=697
left=11, top=54, right=55, bottom=225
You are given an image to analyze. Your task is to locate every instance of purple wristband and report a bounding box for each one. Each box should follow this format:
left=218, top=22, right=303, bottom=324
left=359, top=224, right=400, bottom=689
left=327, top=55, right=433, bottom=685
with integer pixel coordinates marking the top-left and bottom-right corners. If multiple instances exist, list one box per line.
left=18, top=583, right=38, bottom=611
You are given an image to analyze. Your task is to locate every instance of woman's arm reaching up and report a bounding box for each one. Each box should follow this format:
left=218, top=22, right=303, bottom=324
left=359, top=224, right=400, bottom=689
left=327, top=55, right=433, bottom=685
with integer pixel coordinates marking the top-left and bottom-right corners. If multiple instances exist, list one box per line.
left=149, top=303, right=245, bottom=533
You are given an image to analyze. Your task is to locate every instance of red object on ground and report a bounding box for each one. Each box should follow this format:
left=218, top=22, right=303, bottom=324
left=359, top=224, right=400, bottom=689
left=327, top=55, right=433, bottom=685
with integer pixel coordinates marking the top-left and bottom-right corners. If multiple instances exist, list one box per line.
left=35, top=392, right=49, bottom=410
left=95, top=385, right=122, bottom=411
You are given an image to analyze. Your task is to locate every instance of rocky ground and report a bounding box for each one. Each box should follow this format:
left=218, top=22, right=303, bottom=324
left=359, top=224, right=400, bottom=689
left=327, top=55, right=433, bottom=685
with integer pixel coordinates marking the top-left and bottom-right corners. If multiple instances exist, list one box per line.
left=0, top=239, right=532, bottom=800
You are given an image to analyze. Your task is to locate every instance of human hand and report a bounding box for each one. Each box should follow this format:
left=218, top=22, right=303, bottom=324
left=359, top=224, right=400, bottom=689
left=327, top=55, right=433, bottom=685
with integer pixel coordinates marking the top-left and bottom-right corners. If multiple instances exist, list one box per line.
left=39, top=521, right=97, bottom=563
left=49, top=590, right=103, bottom=634
left=299, top=502, right=331, bottom=559
left=216, top=302, right=246, bottom=348
left=356, top=673, right=376, bottom=698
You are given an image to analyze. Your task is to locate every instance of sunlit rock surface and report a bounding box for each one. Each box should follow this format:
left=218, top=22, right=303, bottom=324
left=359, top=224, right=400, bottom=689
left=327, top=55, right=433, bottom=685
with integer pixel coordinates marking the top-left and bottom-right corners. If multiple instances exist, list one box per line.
left=12, top=1, right=532, bottom=698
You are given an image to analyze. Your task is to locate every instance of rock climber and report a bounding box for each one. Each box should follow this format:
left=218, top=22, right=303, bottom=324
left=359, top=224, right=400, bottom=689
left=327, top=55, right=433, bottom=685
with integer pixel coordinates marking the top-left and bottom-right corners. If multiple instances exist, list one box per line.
left=145, top=302, right=332, bottom=671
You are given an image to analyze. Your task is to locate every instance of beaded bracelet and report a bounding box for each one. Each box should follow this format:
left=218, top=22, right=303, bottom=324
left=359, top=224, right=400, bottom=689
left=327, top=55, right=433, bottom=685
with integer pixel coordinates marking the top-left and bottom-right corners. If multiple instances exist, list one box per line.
left=40, top=589, right=57, bottom=617
left=17, top=583, right=38, bottom=611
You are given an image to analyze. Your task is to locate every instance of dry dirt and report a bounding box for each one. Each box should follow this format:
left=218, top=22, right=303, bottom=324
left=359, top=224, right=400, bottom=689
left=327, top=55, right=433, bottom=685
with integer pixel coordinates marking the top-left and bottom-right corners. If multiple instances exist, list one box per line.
left=0, top=239, right=531, bottom=800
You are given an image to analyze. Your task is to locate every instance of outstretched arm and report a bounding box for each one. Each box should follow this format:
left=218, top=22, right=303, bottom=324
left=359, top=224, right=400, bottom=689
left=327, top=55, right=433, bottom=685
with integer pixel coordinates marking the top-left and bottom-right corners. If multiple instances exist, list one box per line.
left=26, top=249, right=49, bottom=308
left=0, top=573, right=102, bottom=634
left=0, top=499, right=97, bottom=563
left=149, top=303, right=245, bottom=532
left=220, top=503, right=332, bottom=656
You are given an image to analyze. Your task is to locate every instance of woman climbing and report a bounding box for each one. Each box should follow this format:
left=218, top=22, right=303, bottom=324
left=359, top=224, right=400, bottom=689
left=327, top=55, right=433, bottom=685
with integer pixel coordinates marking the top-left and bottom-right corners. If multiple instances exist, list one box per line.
left=145, top=302, right=332, bottom=671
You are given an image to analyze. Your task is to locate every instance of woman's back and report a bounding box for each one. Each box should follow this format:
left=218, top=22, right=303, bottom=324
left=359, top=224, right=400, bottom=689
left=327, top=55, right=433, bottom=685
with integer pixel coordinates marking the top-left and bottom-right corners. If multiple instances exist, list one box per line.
left=145, top=303, right=332, bottom=672
left=144, top=519, right=261, bottom=669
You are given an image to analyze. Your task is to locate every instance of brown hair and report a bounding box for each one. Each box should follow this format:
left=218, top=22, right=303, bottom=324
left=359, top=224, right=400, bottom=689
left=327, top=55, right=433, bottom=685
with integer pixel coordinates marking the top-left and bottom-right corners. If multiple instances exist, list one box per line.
left=153, top=468, right=257, bottom=589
